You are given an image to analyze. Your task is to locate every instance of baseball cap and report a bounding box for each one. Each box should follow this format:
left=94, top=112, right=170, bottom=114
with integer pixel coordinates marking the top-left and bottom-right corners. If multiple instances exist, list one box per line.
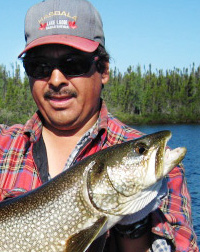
left=18, top=0, right=105, bottom=58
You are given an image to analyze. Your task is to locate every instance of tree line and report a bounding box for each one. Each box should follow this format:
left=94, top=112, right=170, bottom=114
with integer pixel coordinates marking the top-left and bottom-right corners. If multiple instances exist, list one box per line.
left=103, top=63, right=200, bottom=124
left=0, top=63, right=199, bottom=125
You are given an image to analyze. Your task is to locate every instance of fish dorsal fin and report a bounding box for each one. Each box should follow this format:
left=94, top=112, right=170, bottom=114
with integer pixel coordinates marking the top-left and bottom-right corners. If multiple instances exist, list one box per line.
left=66, top=216, right=107, bottom=252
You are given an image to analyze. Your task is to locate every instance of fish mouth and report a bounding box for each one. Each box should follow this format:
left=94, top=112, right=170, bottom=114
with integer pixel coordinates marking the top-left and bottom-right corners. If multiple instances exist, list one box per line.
left=154, top=131, right=186, bottom=179
left=163, top=146, right=187, bottom=176
left=154, top=131, right=171, bottom=179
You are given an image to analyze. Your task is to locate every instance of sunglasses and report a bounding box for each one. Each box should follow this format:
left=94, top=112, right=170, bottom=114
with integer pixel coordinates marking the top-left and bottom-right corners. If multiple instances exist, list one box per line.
left=22, top=54, right=98, bottom=79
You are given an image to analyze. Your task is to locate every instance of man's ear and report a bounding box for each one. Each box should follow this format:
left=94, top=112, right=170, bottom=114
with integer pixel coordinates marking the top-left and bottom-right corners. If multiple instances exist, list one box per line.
left=101, top=62, right=110, bottom=85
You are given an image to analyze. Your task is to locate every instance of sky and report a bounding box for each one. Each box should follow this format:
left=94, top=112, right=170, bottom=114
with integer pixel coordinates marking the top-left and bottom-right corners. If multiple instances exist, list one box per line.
left=1, top=0, right=200, bottom=75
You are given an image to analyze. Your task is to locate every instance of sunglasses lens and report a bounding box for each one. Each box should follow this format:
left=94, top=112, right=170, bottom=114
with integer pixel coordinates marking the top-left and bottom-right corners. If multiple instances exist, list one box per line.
left=60, top=55, right=93, bottom=76
left=23, top=60, right=52, bottom=79
left=23, top=55, right=96, bottom=79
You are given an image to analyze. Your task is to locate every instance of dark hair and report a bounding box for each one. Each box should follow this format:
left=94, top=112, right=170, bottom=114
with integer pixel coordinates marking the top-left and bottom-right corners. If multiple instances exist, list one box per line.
left=94, top=45, right=110, bottom=74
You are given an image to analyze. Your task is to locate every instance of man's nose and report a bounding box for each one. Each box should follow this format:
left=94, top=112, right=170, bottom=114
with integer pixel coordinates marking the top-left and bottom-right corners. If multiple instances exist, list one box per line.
left=48, top=68, right=69, bottom=88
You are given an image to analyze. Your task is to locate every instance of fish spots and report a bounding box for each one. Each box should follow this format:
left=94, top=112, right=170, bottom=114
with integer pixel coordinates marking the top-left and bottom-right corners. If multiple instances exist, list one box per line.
left=0, top=131, right=182, bottom=251
left=60, top=240, right=66, bottom=246
left=77, top=223, right=83, bottom=229
left=0, top=182, right=93, bottom=251
left=63, top=225, right=68, bottom=231
left=50, top=244, right=57, bottom=252
left=107, top=160, right=146, bottom=197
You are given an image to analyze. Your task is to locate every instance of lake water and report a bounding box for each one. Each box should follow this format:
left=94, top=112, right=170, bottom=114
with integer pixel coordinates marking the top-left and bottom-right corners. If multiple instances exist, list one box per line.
left=132, top=124, right=200, bottom=248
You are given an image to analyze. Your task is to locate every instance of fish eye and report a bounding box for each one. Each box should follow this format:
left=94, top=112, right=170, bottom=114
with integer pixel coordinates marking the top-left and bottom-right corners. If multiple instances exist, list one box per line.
left=135, top=144, right=147, bottom=155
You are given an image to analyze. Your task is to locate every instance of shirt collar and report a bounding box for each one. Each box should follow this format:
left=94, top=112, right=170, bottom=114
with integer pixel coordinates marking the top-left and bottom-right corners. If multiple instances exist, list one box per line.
left=90, top=99, right=108, bottom=139
left=23, top=111, right=43, bottom=143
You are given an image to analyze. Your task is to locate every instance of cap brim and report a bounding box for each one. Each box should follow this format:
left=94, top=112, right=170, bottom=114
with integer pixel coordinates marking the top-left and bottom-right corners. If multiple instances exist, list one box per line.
left=18, top=35, right=99, bottom=58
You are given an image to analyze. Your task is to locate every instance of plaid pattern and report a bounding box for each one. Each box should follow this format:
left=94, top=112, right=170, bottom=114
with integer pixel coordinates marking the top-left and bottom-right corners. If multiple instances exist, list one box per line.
left=151, top=237, right=171, bottom=252
left=0, top=101, right=198, bottom=251
left=0, top=116, right=43, bottom=200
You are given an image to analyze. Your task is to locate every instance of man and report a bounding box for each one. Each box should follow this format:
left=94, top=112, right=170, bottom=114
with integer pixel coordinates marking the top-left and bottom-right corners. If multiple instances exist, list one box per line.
left=0, top=0, right=198, bottom=251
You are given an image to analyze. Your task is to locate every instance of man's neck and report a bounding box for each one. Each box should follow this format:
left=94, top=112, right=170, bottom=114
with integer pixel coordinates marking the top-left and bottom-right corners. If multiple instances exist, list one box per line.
left=41, top=113, right=99, bottom=178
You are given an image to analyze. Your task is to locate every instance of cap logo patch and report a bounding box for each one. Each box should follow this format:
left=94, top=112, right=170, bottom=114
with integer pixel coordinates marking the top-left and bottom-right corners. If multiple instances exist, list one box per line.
left=38, top=11, right=78, bottom=31
left=38, top=20, right=77, bottom=31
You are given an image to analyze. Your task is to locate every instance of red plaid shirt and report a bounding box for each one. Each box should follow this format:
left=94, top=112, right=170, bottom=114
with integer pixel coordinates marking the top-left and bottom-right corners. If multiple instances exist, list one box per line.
left=0, top=101, right=198, bottom=252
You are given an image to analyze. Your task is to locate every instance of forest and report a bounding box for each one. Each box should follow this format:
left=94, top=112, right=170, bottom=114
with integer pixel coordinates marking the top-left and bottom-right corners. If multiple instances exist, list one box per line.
left=0, top=62, right=200, bottom=125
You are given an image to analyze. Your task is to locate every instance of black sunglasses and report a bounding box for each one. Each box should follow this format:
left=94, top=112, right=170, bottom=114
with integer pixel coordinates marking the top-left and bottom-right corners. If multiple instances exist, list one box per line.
left=22, top=54, right=98, bottom=79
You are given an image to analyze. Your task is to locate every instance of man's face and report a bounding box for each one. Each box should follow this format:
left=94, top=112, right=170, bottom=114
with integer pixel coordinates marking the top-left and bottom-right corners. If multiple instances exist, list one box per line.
left=26, top=45, right=109, bottom=132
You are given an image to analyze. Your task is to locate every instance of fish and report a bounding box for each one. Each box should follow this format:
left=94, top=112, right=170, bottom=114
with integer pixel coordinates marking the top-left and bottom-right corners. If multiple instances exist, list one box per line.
left=0, top=130, right=186, bottom=252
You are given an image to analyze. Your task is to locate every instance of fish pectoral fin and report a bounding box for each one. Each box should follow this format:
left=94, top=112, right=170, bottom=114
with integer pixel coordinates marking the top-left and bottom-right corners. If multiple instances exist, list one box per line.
left=87, top=232, right=107, bottom=252
left=66, top=216, right=107, bottom=252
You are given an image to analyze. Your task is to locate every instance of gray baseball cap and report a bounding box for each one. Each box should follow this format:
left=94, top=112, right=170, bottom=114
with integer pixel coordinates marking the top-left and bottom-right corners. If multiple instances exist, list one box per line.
left=18, top=0, right=105, bottom=57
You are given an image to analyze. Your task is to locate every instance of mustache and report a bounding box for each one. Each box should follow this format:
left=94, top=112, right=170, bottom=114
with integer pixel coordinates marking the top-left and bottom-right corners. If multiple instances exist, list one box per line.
left=44, top=89, right=77, bottom=99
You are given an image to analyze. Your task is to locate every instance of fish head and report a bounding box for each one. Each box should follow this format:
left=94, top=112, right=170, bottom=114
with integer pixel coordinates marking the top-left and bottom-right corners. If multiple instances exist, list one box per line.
left=106, top=130, right=186, bottom=196
left=87, top=130, right=186, bottom=215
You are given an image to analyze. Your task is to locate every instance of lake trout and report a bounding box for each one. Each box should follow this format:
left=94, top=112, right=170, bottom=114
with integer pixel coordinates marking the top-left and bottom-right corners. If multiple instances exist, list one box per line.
left=0, top=130, right=186, bottom=252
